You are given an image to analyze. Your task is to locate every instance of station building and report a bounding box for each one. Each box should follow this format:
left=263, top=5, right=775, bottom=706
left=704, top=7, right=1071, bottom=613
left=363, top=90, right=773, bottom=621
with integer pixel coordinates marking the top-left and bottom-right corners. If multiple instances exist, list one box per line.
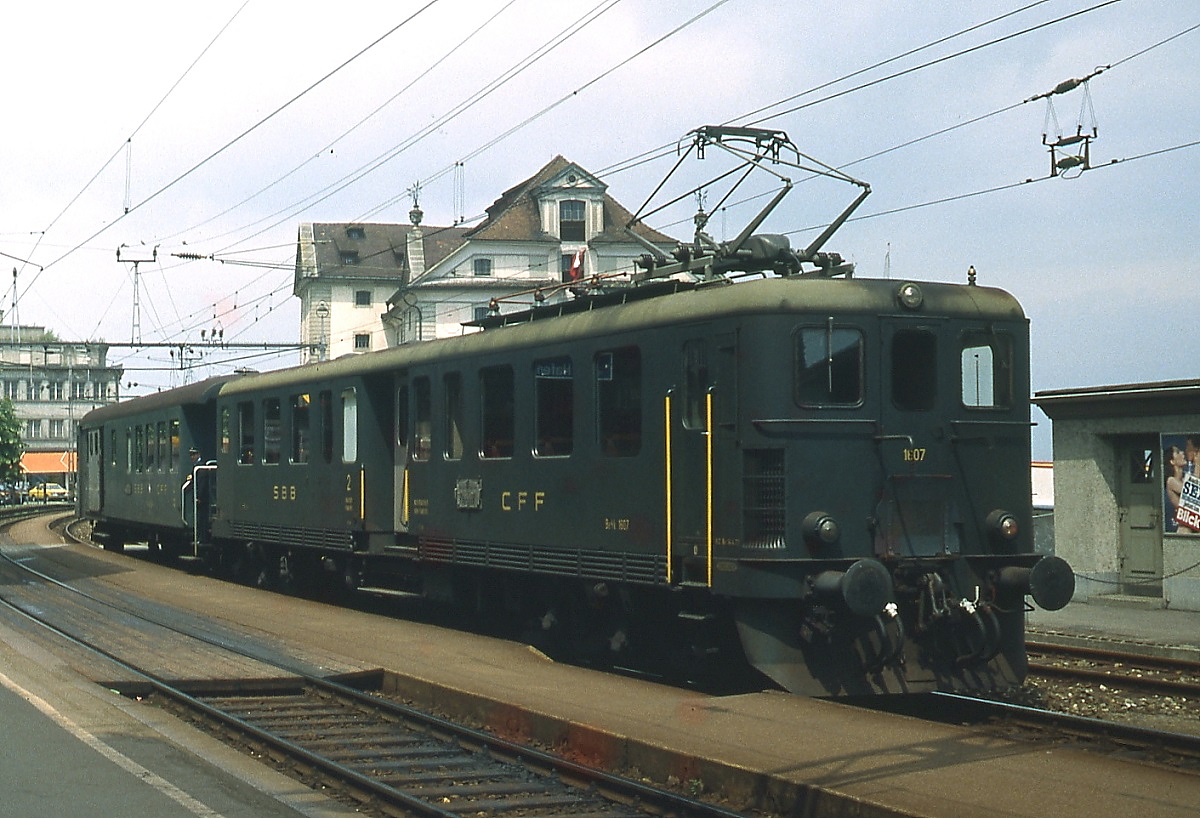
left=0, top=326, right=123, bottom=491
left=1034, top=379, right=1200, bottom=611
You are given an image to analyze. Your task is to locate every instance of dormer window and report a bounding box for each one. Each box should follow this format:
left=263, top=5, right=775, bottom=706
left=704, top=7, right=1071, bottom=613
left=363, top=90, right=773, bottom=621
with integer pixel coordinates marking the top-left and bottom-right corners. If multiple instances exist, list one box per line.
left=473, top=258, right=493, bottom=277
left=559, top=200, right=586, bottom=241
left=339, top=250, right=360, bottom=265
left=345, top=226, right=366, bottom=240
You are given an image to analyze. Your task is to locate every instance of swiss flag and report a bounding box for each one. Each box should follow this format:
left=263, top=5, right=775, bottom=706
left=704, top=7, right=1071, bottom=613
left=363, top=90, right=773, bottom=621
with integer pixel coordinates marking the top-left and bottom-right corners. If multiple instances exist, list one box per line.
left=567, top=247, right=585, bottom=281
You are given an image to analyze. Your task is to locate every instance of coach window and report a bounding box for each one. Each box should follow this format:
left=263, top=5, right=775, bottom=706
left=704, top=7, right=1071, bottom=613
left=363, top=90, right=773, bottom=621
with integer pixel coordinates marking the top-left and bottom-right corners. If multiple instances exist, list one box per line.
left=481, top=365, right=515, bottom=459
left=319, top=391, right=334, bottom=463
left=134, top=426, right=143, bottom=472
left=444, top=373, right=464, bottom=460
left=682, top=340, right=709, bottom=429
left=413, top=378, right=431, bottom=461
left=157, top=421, right=168, bottom=470
left=146, top=423, right=157, bottom=471
left=341, top=388, right=358, bottom=463
left=534, top=357, right=573, bottom=457
left=111, top=429, right=118, bottom=467
left=238, top=402, right=255, bottom=464
left=397, top=384, right=410, bottom=450
left=263, top=398, right=282, bottom=464
left=892, top=329, right=937, bottom=411
left=169, top=420, right=180, bottom=469
left=795, top=325, right=864, bottom=407
left=219, top=407, right=231, bottom=456
left=597, top=347, right=641, bottom=457
left=291, top=393, right=311, bottom=463
left=960, top=331, right=1012, bottom=408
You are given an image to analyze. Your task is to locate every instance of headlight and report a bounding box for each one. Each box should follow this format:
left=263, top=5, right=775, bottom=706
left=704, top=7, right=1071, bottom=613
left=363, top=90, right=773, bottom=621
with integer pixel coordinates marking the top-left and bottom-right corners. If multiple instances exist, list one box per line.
left=803, top=511, right=841, bottom=545
left=897, top=282, right=923, bottom=310
left=986, top=509, right=1019, bottom=541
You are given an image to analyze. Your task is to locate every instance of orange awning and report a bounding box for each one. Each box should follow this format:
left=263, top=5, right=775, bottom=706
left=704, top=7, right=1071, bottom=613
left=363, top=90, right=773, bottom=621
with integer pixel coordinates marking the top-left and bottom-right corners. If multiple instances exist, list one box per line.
left=21, top=451, right=77, bottom=474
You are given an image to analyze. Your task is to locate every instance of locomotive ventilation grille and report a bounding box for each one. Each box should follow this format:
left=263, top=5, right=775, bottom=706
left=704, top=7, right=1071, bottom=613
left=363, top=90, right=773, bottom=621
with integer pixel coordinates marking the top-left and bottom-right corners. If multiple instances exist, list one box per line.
left=229, top=522, right=355, bottom=550
left=420, top=539, right=665, bottom=585
left=743, top=448, right=786, bottom=549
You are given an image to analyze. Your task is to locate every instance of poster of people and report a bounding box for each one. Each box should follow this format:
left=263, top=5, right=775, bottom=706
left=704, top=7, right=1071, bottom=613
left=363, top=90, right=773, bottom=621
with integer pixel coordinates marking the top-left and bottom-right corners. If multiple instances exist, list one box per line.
left=1162, top=433, right=1200, bottom=534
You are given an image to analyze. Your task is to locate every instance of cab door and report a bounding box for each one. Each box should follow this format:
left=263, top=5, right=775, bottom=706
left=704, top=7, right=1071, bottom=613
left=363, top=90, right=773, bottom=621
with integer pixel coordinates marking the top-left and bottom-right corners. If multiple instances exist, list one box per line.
left=875, top=317, right=958, bottom=558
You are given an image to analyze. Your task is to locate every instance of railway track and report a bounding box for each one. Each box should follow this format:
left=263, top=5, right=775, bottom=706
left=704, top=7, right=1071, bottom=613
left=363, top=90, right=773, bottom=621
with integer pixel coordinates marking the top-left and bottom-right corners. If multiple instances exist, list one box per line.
left=1025, top=640, right=1200, bottom=698
left=0, top=522, right=747, bottom=818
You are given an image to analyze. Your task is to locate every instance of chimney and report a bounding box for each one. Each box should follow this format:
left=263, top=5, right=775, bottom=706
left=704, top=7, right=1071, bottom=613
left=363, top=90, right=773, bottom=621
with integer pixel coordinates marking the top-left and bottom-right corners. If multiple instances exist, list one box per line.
left=407, top=205, right=425, bottom=279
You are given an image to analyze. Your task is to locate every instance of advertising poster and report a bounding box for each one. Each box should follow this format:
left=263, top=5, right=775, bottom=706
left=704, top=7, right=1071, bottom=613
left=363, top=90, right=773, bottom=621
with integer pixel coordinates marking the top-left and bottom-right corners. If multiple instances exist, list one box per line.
left=1162, top=433, right=1200, bottom=535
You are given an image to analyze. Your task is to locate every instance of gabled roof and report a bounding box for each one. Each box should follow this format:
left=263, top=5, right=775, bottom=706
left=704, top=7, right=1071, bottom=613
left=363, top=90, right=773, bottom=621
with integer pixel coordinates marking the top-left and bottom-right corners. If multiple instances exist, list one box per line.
left=464, top=155, right=674, bottom=245
left=303, top=222, right=471, bottom=282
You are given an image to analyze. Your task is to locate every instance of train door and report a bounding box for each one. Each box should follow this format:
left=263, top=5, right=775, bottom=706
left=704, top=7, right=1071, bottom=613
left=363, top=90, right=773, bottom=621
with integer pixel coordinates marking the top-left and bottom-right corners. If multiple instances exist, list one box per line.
left=394, top=374, right=410, bottom=533
left=875, top=317, right=958, bottom=558
left=669, top=332, right=737, bottom=585
left=1117, top=436, right=1162, bottom=596
left=83, top=428, right=104, bottom=514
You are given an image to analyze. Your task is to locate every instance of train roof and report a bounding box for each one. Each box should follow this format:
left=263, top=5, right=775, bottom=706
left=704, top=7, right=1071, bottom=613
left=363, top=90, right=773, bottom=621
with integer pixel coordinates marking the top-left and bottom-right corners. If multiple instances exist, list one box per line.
left=79, top=374, right=241, bottom=425
left=219, top=275, right=1025, bottom=396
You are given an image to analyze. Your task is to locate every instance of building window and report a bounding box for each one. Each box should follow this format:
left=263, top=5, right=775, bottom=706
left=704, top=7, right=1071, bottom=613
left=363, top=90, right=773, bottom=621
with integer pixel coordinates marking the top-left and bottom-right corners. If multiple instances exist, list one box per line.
left=345, top=226, right=366, bottom=239
left=339, top=250, right=360, bottom=265
left=355, top=289, right=371, bottom=307
left=354, top=333, right=371, bottom=351
left=473, top=257, right=493, bottom=276
left=50, top=419, right=65, bottom=439
left=474, top=306, right=491, bottom=322
left=560, top=200, right=586, bottom=241
left=3, top=381, right=16, bottom=400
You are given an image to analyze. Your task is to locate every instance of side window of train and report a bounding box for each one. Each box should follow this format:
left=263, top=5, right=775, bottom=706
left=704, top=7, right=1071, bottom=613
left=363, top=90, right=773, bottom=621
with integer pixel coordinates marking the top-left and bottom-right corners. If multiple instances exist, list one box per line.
left=157, top=421, right=168, bottom=471
left=892, top=329, right=937, bottom=411
left=145, top=423, right=157, bottom=471
left=413, top=378, right=432, bottom=461
left=795, top=326, right=864, bottom=406
left=682, top=339, right=709, bottom=430
left=263, top=398, right=282, bottom=465
left=341, top=388, right=358, bottom=463
left=220, top=407, right=231, bottom=456
left=320, top=391, right=334, bottom=463
left=238, top=401, right=255, bottom=465
left=960, top=331, right=1013, bottom=408
left=444, top=373, right=464, bottom=460
left=396, top=384, right=410, bottom=454
left=597, top=346, right=641, bottom=457
left=481, top=365, right=515, bottom=459
left=534, top=357, right=573, bottom=457
left=291, top=393, right=311, bottom=464
left=129, top=427, right=139, bottom=472
left=169, top=419, right=180, bottom=469
left=111, top=429, right=118, bottom=467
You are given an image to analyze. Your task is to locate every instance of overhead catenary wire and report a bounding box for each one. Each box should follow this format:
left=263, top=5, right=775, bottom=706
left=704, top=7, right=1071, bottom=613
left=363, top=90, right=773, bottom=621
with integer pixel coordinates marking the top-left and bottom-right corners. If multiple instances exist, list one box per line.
left=32, top=0, right=443, bottom=281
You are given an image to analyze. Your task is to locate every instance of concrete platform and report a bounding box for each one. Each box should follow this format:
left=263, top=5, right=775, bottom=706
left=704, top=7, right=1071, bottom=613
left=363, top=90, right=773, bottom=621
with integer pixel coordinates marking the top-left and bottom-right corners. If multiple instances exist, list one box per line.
left=6, top=537, right=1200, bottom=818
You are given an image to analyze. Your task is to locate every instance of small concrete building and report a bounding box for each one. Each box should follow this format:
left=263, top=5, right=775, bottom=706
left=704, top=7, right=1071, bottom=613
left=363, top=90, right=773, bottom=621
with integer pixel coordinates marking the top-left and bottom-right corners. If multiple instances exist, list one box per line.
left=1034, top=380, right=1200, bottom=611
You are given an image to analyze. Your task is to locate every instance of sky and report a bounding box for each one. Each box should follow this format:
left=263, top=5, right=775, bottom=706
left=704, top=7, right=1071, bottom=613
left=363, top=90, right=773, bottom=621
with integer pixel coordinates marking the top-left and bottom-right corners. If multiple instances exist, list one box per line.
left=1, top=0, right=1197, bottom=458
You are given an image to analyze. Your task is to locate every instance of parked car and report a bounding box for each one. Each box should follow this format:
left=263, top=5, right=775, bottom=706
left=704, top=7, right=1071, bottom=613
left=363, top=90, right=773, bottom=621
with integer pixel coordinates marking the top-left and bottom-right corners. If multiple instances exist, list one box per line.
left=27, top=482, right=69, bottom=501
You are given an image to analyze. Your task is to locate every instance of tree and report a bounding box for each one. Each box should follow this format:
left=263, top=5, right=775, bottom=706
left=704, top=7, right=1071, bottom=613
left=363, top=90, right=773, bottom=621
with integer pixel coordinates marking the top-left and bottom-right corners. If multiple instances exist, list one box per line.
left=0, top=398, right=24, bottom=484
